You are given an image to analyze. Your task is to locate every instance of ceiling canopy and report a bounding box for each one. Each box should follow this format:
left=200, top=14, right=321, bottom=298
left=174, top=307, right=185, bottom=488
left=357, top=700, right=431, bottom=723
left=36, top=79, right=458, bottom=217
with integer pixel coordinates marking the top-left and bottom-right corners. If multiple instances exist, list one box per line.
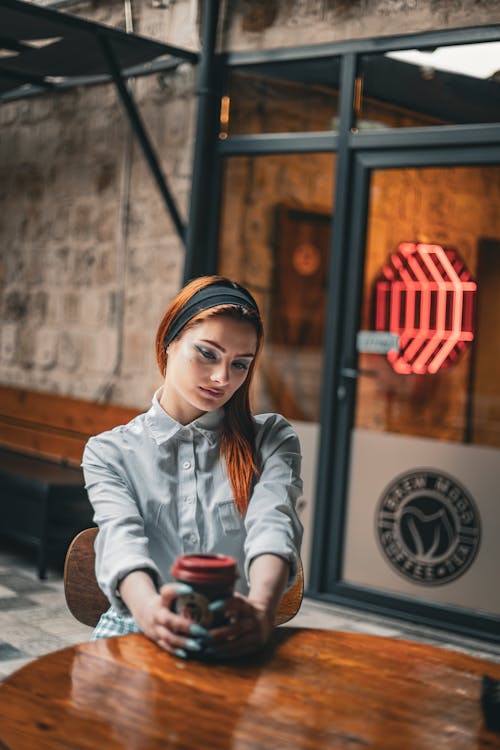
left=0, top=0, right=197, bottom=101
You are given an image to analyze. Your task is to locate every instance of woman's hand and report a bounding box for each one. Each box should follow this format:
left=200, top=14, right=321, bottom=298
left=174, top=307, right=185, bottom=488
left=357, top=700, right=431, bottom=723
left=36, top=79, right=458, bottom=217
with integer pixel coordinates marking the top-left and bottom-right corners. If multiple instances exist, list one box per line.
left=203, top=593, right=275, bottom=658
left=119, top=554, right=291, bottom=660
left=119, top=572, right=210, bottom=658
left=202, top=553, right=291, bottom=658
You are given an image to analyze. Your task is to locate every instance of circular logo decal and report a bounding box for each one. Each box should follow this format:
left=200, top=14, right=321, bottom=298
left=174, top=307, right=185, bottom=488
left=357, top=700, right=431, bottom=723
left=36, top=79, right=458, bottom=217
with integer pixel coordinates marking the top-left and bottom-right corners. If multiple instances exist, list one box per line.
left=175, top=592, right=213, bottom=628
left=376, top=469, right=481, bottom=585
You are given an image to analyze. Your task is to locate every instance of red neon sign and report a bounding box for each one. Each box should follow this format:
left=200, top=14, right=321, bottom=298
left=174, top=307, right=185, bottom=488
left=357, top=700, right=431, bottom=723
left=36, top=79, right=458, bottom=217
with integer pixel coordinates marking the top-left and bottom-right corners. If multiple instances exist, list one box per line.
left=374, top=242, right=476, bottom=374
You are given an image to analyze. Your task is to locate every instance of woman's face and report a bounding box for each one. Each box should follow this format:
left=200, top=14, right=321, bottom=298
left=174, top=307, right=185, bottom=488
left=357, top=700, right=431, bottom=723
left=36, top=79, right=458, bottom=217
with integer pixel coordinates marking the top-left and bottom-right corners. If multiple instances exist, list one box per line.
left=160, top=315, right=258, bottom=424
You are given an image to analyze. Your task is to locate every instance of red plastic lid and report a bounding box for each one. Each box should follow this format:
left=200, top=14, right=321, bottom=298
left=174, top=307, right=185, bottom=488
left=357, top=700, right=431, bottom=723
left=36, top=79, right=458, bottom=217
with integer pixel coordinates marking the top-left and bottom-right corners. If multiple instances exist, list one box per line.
left=171, top=554, right=238, bottom=586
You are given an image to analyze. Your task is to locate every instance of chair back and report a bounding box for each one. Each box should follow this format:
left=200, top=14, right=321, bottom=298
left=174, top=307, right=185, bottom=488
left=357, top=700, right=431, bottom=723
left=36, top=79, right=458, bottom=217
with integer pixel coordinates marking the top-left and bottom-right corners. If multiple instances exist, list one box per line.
left=64, top=527, right=109, bottom=627
left=274, top=561, right=304, bottom=626
left=64, top=527, right=304, bottom=628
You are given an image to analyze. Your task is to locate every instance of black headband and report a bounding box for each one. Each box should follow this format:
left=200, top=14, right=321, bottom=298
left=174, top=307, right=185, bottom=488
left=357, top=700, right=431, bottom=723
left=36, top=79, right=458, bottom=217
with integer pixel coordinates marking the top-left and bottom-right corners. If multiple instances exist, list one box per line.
left=164, top=284, right=258, bottom=349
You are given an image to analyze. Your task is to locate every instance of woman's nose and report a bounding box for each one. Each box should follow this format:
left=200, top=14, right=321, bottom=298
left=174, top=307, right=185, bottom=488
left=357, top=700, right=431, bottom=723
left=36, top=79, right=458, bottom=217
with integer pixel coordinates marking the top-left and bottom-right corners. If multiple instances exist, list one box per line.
left=210, top=362, right=230, bottom=384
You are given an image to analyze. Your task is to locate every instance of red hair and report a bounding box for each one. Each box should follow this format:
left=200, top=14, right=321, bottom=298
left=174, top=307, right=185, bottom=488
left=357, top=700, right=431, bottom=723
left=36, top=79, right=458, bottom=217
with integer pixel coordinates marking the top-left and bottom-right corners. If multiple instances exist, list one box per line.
left=155, top=276, right=264, bottom=515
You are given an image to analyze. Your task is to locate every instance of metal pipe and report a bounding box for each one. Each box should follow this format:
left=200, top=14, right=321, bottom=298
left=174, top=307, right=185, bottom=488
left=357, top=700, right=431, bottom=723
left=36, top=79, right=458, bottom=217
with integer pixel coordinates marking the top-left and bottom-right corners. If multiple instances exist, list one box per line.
left=97, top=32, right=186, bottom=244
left=123, top=0, right=134, bottom=33
left=93, top=0, right=135, bottom=402
left=182, top=0, right=221, bottom=282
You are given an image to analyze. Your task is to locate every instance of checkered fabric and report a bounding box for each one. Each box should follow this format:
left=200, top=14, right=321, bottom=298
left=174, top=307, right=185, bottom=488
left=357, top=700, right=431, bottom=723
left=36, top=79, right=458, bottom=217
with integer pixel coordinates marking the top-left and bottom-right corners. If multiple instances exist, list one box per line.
left=91, top=608, right=141, bottom=640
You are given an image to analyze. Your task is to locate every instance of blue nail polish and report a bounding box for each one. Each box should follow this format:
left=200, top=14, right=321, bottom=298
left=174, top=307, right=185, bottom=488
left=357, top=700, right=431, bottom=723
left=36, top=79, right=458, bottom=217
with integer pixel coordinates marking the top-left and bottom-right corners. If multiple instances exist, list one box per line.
left=175, top=648, right=188, bottom=659
left=189, top=623, right=210, bottom=638
left=174, top=583, right=194, bottom=595
left=208, top=599, right=227, bottom=612
left=184, top=638, right=203, bottom=652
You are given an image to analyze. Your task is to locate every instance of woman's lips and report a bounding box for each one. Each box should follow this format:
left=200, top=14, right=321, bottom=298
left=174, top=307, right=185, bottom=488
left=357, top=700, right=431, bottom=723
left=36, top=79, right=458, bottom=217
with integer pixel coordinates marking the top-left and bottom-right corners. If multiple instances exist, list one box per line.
left=199, top=386, right=224, bottom=398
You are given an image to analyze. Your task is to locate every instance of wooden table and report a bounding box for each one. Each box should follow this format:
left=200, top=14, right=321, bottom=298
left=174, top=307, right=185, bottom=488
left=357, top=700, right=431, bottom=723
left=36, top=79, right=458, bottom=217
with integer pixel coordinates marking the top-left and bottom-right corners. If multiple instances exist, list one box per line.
left=1, top=628, right=499, bottom=749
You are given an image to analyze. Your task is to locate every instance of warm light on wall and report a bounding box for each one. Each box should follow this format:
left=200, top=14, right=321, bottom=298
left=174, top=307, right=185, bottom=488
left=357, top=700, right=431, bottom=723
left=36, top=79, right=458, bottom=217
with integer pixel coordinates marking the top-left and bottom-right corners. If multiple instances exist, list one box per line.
left=219, top=95, right=230, bottom=140
left=374, top=242, right=476, bottom=374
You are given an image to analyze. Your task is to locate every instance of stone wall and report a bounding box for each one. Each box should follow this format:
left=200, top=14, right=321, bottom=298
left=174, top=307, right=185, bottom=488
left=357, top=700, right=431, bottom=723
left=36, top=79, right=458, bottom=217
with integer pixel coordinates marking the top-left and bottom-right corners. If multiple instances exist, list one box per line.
left=223, top=0, right=500, bottom=51
left=0, top=0, right=197, bottom=408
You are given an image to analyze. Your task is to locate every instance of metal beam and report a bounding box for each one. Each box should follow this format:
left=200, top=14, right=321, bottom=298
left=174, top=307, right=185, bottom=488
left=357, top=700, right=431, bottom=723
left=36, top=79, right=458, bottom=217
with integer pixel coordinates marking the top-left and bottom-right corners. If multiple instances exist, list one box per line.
left=0, top=57, right=182, bottom=103
left=218, top=131, right=339, bottom=155
left=45, top=0, right=95, bottom=8
left=226, top=24, right=500, bottom=66
left=98, top=32, right=186, bottom=245
left=0, top=64, right=54, bottom=90
left=309, top=52, right=358, bottom=592
left=1, top=0, right=198, bottom=64
left=183, top=0, right=221, bottom=282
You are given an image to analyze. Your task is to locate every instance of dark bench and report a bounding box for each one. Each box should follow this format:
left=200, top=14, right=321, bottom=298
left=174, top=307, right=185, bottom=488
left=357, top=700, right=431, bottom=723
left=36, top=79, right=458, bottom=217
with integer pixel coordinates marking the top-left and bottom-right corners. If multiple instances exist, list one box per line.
left=0, top=386, right=139, bottom=578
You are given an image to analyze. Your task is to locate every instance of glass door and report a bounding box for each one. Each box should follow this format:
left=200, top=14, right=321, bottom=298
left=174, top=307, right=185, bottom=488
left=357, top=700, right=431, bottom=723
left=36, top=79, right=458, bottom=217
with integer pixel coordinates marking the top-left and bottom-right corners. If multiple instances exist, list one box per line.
left=217, top=152, right=336, bottom=586
left=330, top=147, right=500, bottom=638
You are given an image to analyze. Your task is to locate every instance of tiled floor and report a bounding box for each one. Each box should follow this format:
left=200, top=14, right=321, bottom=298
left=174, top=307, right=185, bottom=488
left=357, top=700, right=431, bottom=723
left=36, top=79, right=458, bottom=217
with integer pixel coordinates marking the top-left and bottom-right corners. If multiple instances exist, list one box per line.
left=0, top=542, right=92, bottom=680
left=1, top=538, right=499, bottom=680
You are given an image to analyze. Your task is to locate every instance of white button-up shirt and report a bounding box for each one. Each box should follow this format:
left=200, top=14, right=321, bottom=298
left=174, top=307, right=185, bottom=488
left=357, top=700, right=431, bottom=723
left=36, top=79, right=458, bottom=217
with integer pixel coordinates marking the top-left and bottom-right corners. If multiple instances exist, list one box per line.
left=82, top=389, right=303, bottom=614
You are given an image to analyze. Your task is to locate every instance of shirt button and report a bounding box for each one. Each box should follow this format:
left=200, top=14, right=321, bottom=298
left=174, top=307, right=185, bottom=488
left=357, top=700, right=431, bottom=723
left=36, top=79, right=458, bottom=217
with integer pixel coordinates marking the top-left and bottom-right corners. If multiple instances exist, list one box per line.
left=182, top=461, right=191, bottom=469
left=189, top=533, right=197, bottom=544
left=185, top=496, right=194, bottom=504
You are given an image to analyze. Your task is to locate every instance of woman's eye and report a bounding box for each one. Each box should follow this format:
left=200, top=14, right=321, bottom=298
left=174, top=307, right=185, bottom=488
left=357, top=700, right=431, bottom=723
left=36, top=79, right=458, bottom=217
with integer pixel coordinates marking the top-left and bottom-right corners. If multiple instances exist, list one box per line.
left=195, top=345, right=216, bottom=360
left=233, top=361, right=249, bottom=371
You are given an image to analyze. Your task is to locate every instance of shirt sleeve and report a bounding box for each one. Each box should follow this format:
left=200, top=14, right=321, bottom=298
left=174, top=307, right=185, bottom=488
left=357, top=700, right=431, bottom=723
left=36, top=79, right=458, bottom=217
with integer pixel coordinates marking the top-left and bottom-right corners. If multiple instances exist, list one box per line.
left=243, top=414, right=304, bottom=589
left=82, top=435, right=161, bottom=615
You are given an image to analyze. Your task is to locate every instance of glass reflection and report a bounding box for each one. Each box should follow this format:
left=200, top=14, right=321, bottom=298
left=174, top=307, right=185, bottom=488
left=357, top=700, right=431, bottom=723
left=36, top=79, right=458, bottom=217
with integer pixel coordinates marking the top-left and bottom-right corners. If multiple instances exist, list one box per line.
left=218, top=153, right=334, bottom=422
left=355, top=41, right=500, bottom=130
left=355, top=165, right=500, bottom=449
left=222, top=58, right=340, bottom=136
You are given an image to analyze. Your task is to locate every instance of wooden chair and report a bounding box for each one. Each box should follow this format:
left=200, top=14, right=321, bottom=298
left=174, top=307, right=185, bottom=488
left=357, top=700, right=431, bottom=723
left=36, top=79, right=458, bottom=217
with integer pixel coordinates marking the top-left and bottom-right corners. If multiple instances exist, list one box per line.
left=64, top=527, right=304, bottom=628
left=275, top=556, right=304, bottom=626
left=64, top=527, right=108, bottom=627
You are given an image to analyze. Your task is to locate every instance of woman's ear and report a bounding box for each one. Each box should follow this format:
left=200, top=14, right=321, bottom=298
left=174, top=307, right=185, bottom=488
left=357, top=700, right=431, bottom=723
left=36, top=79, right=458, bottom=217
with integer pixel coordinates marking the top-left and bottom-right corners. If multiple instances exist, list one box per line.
left=165, top=340, right=177, bottom=356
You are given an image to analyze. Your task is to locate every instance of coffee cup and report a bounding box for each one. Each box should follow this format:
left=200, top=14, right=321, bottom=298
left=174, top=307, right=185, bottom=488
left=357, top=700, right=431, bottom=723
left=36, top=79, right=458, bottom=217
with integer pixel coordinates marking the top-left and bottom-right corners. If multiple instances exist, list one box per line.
left=171, top=554, right=238, bottom=628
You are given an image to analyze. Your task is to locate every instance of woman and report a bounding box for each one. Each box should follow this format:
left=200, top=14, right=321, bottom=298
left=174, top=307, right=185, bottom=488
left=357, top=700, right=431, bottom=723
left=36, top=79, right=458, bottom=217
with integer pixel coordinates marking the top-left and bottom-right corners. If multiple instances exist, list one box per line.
left=82, top=275, right=303, bottom=658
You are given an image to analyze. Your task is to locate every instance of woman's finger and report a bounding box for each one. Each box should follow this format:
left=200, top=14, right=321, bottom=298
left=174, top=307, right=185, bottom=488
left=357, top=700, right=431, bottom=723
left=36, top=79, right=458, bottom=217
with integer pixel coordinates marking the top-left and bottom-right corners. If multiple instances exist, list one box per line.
left=156, top=583, right=212, bottom=637
left=159, top=581, right=193, bottom=609
left=154, top=621, right=207, bottom=654
left=207, top=595, right=252, bottom=631
left=211, top=612, right=255, bottom=642
left=208, top=617, right=267, bottom=658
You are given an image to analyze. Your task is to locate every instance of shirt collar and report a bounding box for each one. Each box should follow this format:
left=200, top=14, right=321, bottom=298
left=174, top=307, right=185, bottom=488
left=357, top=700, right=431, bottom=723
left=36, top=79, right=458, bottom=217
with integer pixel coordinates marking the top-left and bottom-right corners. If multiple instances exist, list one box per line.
left=145, top=387, right=222, bottom=446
